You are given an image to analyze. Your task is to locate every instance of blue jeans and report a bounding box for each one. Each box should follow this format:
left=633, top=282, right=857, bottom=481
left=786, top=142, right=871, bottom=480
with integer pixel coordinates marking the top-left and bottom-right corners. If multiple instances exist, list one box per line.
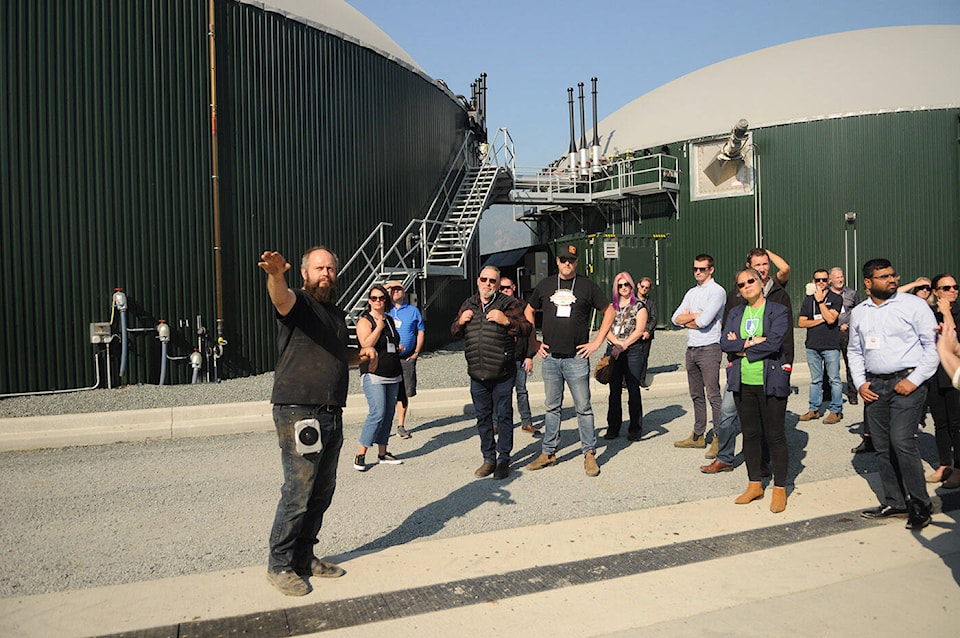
left=607, top=344, right=644, bottom=434
left=359, top=375, right=400, bottom=447
left=716, top=387, right=741, bottom=464
left=866, top=375, right=930, bottom=509
left=471, top=375, right=516, bottom=464
left=269, top=404, right=343, bottom=573
left=806, top=348, right=842, bottom=414
left=541, top=355, right=596, bottom=455
left=515, top=361, right=533, bottom=425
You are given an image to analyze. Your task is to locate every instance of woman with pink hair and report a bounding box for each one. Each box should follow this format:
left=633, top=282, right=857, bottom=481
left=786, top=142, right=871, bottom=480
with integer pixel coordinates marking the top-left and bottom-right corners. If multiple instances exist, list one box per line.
left=603, top=271, right=648, bottom=441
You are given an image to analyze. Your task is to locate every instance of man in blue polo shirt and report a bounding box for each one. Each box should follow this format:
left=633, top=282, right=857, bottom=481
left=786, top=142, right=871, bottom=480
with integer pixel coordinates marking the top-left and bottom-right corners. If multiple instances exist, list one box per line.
left=386, top=280, right=425, bottom=439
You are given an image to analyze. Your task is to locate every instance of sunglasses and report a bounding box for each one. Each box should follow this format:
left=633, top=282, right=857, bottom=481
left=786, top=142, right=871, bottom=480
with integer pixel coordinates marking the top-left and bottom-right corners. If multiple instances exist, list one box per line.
left=915, top=285, right=932, bottom=292
left=500, top=285, right=514, bottom=291
left=369, top=295, right=386, bottom=301
left=478, top=277, right=498, bottom=284
left=736, top=278, right=757, bottom=289
left=617, top=282, right=632, bottom=289
left=558, top=256, right=577, bottom=264
left=693, top=266, right=711, bottom=272
left=814, top=278, right=828, bottom=283
left=939, top=285, right=959, bottom=291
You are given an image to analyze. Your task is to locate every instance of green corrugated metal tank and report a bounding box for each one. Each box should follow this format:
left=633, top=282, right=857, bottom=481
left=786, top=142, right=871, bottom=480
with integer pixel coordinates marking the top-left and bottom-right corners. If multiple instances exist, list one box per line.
left=1, top=0, right=469, bottom=393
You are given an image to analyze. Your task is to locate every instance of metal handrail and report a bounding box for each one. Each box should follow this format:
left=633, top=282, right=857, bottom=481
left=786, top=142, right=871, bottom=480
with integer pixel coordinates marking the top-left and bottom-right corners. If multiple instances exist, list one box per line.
left=512, top=153, right=679, bottom=198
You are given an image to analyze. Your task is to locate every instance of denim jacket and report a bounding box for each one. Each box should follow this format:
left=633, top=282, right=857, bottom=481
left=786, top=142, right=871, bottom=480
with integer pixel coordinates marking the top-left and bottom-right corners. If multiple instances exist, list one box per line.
left=720, top=301, right=791, bottom=398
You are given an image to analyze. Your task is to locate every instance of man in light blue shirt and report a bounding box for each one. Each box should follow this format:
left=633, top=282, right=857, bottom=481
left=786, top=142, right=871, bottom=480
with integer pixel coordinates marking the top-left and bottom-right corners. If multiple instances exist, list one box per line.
left=848, top=258, right=939, bottom=530
left=671, top=254, right=726, bottom=448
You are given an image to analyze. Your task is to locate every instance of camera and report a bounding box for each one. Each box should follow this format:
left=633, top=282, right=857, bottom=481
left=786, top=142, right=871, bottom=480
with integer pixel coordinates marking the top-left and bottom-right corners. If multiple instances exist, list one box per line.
left=294, top=418, right=323, bottom=456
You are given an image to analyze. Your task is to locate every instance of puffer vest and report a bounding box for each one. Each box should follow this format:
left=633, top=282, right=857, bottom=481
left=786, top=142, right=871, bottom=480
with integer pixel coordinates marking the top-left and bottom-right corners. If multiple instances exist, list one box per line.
left=463, top=294, right=518, bottom=381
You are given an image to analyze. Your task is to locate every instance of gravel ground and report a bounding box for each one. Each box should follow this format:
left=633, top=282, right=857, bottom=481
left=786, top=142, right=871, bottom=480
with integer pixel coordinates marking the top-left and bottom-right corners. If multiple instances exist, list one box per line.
left=0, top=329, right=810, bottom=418
left=6, top=326, right=929, bottom=601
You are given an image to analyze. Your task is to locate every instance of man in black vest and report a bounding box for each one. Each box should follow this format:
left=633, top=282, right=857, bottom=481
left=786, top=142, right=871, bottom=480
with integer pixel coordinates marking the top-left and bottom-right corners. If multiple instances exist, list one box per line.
left=259, top=247, right=377, bottom=596
left=452, top=265, right=532, bottom=480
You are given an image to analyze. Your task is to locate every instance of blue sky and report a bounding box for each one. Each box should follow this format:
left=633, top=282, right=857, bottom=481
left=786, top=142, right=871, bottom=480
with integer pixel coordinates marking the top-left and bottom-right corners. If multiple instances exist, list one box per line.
left=348, top=0, right=959, bottom=253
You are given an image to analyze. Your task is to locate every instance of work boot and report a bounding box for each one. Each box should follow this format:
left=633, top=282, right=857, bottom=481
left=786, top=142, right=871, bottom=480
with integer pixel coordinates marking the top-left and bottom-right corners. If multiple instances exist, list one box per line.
left=705, top=437, right=719, bottom=459
left=770, top=486, right=787, bottom=513
left=700, top=460, right=733, bottom=474
left=584, top=450, right=600, bottom=477
left=474, top=461, right=496, bottom=478
left=734, top=481, right=764, bottom=505
left=674, top=432, right=706, bottom=448
left=798, top=410, right=821, bottom=422
left=293, top=558, right=346, bottom=579
left=823, top=412, right=843, bottom=425
left=266, top=570, right=309, bottom=596
left=525, top=453, right=557, bottom=471
left=852, top=436, right=874, bottom=454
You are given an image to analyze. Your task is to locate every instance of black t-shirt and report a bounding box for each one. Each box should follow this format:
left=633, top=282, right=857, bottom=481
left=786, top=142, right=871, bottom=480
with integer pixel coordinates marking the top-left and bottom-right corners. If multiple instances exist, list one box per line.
left=271, top=289, right=350, bottom=406
left=800, top=290, right=843, bottom=351
left=527, top=275, right=609, bottom=355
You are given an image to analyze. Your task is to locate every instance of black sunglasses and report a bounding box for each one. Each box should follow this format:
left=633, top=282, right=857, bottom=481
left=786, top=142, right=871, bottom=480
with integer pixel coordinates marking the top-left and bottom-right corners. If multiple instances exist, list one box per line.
left=939, top=285, right=959, bottom=291
left=915, top=285, right=932, bottom=292
left=369, top=295, right=386, bottom=301
left=617, top=282, right=632, bottom=289
left=693, top=266, right=711, bottom=272
left=500, top=285, right=514, bottom=291
left=478, top=276, right=498, bottom=284
left=737, top=278, right=757, bottom=289
left=558, top=256, right=577, bottom=264
left=814, top=278, right=828, bottom=283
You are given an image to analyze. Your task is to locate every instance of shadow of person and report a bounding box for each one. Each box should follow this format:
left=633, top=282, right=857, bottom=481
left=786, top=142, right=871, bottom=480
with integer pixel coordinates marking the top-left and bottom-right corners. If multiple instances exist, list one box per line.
left=637, top=404, right=685, bottom=440
left=912, top=489, right=960, bottom=586
left=784, top=410, right=809, bottom=486
left=336, top=470, right=522, bottom=558
left=393, top=416, right=478, bottom=460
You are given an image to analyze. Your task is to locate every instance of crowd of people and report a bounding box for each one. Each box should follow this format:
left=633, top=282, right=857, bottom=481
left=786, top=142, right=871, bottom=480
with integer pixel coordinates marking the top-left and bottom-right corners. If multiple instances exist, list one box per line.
left=256, top=245, right=958, bottom=596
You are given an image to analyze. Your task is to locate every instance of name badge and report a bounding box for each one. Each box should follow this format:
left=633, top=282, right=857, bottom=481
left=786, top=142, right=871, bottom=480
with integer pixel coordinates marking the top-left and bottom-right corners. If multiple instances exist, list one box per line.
left=393, top=319, right=403, bottom=328
left=556, top=305, right=572, bottom=318
left=813, top=313, right=822, bottom=321
left=386, top=342, right=397, bottom=353
left=865, top=336, right=882, bottom=350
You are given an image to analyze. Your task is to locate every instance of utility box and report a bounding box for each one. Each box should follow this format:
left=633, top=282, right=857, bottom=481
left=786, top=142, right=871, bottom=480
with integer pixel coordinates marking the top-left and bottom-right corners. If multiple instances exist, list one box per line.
left=89, top=322, right=112, bottom=344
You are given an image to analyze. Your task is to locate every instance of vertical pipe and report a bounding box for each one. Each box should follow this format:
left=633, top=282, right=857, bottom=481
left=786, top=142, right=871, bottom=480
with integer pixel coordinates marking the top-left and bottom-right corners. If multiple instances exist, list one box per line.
left=578, top=83, right=588, bottom=175
left=590, top=77, right=601, bottom=173
left=208, top=0, right=225, bottom=346
left=567, top=88, right=578, bottom=176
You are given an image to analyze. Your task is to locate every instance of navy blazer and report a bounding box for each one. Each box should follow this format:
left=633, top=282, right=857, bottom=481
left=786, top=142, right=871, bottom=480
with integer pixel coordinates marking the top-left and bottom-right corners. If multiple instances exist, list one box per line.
left=720, top=300, right=791, bottom=398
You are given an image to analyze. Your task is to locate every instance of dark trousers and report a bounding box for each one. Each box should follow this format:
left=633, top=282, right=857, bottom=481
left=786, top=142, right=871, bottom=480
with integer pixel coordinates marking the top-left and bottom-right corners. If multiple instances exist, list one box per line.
left=734, top=384, right=789, bottom=487
left=471, top=375, right=516, bottom=464
left=865, top=376, right=930, bottom=509
left=636, top=337, right=652, bottom=386
left=607, top=344, right=644, bottom=435
left=685, top=343, right=722, bottom=436
left=927, top=381, right=960, bottom=468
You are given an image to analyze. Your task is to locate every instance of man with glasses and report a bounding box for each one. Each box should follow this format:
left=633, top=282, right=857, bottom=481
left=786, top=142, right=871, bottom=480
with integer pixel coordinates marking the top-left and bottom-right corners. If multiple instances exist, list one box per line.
left=672, top=254, right=727, bottom=450
left=452, top=266, right=532, bottom=480
left=499, top=275, right=541, bottom=436
left=524, top=244, right=616, bottom=477
left=385, top=280, right=425, bottom=439
left=798, top=269, right=845, bottom=424
left=849, top=258, right=939, bottom=530
left=636, top=277, right=657, bottom=388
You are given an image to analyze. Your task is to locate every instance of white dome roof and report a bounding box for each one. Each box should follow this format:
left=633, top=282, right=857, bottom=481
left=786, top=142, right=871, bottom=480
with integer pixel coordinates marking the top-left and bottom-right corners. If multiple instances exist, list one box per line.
left=239, top=0, right=422, bottom=72
left=598, top=25, right=960, bottom=154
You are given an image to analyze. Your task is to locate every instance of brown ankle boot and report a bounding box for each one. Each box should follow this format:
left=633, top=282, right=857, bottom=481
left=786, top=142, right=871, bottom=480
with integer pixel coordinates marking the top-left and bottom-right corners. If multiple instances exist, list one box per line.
left=770, top=486, right=787, bottom=513
left=734, top=481, right=764, bottom=504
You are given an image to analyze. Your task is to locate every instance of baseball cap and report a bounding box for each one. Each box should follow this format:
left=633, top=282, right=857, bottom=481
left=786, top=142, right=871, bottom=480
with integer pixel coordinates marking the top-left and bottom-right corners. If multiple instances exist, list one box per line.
left=557, top=244, right=578, bottom=260
left=384, top=280, right=404, bottom=290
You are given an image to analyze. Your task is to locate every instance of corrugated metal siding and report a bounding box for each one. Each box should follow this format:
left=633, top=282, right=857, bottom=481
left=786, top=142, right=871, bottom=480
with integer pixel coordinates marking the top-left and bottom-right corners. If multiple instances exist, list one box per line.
left=1, top=0, right=467, bottom=393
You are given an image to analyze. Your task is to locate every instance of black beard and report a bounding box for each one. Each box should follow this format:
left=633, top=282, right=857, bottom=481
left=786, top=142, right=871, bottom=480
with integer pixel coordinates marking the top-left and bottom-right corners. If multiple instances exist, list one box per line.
left=305, top=279, right=337, bottom=303
left=871, top=286, right=894, bottom=301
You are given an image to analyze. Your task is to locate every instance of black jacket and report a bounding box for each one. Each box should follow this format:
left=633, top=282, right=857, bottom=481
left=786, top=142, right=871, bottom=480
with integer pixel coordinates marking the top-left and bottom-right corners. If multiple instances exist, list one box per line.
left=451, top=293, right=532, bottom=382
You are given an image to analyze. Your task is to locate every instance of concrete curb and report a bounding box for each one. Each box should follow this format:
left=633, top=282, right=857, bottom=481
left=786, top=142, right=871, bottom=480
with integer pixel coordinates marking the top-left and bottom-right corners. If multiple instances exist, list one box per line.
left=0, top=367, right=814, bottom=453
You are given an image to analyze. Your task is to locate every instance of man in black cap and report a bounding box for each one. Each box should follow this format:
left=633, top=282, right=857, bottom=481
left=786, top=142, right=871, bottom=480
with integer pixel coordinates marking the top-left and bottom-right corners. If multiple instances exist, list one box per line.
left=524, top=244, right=615, bottom=477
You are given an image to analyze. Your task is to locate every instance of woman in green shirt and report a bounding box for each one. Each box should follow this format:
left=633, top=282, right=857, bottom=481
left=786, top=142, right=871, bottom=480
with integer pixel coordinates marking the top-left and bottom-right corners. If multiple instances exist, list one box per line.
left=721, top=268, right=792, bottom=513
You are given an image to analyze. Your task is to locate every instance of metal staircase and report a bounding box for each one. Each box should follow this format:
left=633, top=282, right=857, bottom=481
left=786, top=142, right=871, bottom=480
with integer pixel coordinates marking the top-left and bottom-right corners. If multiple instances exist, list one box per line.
left=336, top=129, right=514, bottom=328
